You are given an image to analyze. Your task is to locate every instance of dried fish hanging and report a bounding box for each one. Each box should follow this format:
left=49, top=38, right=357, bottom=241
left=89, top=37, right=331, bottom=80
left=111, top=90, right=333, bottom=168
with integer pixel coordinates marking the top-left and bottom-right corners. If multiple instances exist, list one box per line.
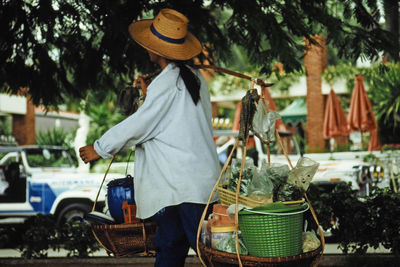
left=234, top=81, right=258, bottom=267
left=238, top=87, right=260, bottom=141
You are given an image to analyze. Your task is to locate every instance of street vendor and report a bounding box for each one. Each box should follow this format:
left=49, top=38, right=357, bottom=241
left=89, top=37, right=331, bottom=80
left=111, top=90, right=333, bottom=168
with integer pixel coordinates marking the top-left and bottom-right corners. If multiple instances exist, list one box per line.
left=79, top=8, right=220, bottom=267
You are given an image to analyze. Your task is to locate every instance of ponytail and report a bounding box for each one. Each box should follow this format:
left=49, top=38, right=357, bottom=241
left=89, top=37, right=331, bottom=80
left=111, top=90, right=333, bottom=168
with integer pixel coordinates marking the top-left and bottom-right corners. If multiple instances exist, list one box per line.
left=173, top=61, right=201, bottom=104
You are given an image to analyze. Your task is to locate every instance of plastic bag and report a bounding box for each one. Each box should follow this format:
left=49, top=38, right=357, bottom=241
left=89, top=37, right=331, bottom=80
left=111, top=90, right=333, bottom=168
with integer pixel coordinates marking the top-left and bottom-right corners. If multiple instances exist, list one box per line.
left=259, top=162, right=290, bottom=201
left=261, top=162, right=290, bottom=186
left=228, top=158, right=255, bottom=196
left=252, top=101, right=281, bottom=142
left=215, top=233, right=248, bottom=255
left=287, top=157, right=320, bottom=192
left=117, top=85, right=142, bottom=116
left=276, top=183, right=304, bottom=201
left=247, top=168, right=274, bottom=204
left=227, top=204, right=248, bottom=221
left=302, top=230, right=321, bottom=252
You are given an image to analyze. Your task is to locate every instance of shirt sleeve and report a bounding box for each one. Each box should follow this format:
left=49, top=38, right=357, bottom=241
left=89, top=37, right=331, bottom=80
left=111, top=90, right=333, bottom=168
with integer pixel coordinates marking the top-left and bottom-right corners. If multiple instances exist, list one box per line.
left=94, top=74, right=176, bottom=158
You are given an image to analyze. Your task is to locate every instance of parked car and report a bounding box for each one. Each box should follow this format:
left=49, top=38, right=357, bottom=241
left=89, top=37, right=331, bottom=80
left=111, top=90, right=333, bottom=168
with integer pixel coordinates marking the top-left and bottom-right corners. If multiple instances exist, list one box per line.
left=0, top=145, right=122, bottom=225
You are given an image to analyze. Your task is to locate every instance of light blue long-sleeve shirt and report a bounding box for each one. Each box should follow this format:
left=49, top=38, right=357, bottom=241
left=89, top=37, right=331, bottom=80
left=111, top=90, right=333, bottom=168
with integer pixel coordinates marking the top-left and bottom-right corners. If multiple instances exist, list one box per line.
left=94, top=63, right=220, bottom=218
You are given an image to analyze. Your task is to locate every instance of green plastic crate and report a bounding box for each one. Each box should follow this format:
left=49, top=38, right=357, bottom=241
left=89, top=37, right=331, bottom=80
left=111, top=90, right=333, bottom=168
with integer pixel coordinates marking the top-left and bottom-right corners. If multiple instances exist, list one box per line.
left=238, top=202, right=308, bottom=257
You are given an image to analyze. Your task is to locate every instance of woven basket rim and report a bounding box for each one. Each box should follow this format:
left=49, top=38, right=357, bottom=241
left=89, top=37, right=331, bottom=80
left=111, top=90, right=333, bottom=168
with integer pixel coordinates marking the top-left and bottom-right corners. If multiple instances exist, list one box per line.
left=199, top=242, right=322, bottom=263
left=92, top=221, right=157, bottom=230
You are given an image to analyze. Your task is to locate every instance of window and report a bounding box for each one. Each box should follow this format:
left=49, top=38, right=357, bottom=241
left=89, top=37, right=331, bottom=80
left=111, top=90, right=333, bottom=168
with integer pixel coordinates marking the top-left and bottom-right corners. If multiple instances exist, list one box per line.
left=25, top=148, right=78, bottom=168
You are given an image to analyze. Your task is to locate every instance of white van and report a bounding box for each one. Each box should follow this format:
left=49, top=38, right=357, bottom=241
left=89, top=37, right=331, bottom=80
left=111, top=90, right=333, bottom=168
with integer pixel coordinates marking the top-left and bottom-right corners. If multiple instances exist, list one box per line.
left=0, top=145, right=121, bottom=225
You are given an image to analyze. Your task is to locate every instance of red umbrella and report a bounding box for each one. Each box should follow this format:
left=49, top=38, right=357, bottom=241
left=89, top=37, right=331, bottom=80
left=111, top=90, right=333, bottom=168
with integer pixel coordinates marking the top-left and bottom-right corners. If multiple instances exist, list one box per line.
left=347, top=75, right=380, bottom=151
left=232, top=102, right=241, bottom=132
left=323, top=88, right=349, bottom=139
left=368, top=128, right=381, bottom=151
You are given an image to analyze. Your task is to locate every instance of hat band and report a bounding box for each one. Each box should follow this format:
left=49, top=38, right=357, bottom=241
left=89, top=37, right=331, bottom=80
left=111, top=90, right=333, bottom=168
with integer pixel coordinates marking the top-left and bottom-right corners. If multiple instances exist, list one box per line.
left=150, top=23, right=185, bottom=44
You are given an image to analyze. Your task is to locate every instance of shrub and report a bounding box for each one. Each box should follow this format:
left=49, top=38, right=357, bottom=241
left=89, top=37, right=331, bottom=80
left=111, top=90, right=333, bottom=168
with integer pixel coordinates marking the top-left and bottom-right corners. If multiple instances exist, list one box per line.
left=19, top=214, right=60, bottom=259
left=59, top=220, right=100, bottom=257
left=35, top=127, right=76, bottom=148
left=0, top=215, right=100, bottom=258
left=309, top=183, right=400, bottom=255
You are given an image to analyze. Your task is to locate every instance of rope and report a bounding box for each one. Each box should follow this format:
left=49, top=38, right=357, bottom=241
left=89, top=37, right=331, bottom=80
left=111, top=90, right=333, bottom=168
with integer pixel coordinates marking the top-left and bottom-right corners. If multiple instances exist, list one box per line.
left=275, top=129, right=294, bottom=169
left=196, top=139, right=240, bottom=267
left=234, top=138, right=248, bottom=267
left=92, top=155, right=115, bottom=212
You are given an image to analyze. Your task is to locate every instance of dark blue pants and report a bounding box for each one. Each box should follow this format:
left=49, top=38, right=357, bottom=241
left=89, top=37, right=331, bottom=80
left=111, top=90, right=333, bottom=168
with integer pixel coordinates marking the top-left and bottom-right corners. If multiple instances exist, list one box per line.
left=153, top=203, right=212, bottom=267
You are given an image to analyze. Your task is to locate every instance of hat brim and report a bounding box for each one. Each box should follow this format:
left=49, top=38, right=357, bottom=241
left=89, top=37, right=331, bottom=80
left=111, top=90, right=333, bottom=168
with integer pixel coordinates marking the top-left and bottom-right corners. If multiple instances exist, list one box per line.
left=129, top=20, right=202, bottom=61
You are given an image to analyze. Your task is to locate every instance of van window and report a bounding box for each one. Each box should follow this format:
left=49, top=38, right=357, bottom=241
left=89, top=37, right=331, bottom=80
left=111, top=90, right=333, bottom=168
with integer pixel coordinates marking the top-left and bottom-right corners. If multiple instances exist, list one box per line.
left=25, top=148, right=77, bottom=168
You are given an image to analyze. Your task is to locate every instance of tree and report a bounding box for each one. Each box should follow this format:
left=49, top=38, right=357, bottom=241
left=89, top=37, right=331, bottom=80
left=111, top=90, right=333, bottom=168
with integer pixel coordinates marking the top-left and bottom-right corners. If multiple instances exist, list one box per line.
left=1, top=0, right=398, bottom=107
left=382, top=0, right=399, bottom=61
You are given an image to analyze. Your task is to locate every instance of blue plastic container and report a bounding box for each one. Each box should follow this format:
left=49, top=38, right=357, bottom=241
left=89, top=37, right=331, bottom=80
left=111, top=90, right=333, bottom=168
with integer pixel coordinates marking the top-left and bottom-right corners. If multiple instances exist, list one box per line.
left=107, top=175, right=135, bottom=223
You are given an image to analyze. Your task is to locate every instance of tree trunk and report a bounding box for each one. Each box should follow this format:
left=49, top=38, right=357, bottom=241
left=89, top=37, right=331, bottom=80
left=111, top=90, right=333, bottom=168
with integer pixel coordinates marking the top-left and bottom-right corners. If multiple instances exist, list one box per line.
left=383, top=0, right=399, bottom=61
left=304, top=35, right=327, bottom=153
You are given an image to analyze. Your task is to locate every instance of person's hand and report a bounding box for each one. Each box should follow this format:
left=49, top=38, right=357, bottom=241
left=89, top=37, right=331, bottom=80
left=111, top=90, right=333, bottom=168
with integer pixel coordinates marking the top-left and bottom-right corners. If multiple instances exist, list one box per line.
left=133, top=75, right=150, bottom=98
left=79, top=145, right=100, bottom=164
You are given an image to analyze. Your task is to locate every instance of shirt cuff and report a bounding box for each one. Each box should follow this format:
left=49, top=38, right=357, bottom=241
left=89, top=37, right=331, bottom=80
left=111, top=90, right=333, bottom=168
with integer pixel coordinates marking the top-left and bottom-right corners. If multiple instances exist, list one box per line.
left=94, top=140, right=114, bottom=159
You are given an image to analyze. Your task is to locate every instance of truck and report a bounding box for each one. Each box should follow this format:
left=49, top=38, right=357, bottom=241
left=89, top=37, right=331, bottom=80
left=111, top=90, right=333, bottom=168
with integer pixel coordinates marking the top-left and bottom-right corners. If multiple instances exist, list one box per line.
left=0, top=145, right=123, bottom=225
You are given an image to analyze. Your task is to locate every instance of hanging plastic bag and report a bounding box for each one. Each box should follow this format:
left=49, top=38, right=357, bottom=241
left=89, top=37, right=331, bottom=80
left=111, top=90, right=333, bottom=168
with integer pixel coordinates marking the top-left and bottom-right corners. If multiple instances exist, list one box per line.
left=252, top=101, right=281, bottom=142
left=276, top=157, right=319, bottom=201
left=228, top=158, right=255, bottom=196
left=259, top=162, right=290, bottom=200
left=247, top=168, right=274, bottom=204
left=117, top=85, right=142, bottom=116
left=287, top=157, right=320, bottom=192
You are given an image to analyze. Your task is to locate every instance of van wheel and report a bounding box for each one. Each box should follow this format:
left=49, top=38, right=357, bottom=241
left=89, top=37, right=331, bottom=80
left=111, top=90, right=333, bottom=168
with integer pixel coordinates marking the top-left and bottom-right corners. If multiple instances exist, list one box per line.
left=57, top=203, right=91, bottom=225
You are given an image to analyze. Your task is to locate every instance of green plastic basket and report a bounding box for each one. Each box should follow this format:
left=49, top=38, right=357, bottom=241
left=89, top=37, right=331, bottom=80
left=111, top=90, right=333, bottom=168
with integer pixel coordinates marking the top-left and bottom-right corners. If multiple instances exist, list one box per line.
left=238, top=202, right=309, bottom=257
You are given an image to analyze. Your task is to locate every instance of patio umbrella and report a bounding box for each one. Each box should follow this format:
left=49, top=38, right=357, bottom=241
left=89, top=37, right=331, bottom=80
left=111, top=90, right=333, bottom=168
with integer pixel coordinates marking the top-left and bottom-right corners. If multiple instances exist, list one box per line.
left=232, top=102, right=241, bottom=131
left=368, top=128, right=381, bottom=151
left=323, top=88, right=349, bottom=139
left=347, top=75, right=380, bottom=151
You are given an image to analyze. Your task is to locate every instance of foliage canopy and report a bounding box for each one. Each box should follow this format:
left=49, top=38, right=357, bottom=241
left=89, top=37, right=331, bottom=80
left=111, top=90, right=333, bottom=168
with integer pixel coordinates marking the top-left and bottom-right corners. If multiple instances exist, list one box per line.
left=0, top=0, right=398, bottom=107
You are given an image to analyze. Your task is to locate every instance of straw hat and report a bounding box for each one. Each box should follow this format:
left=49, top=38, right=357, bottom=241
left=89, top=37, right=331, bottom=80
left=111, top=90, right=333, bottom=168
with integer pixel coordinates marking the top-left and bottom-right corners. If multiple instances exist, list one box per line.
left=129, top=9, right=202, bottom=60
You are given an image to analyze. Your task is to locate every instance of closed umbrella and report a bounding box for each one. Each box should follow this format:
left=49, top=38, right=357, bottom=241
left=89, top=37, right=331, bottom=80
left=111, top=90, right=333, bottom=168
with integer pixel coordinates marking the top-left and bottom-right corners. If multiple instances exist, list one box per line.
left=232, top=102, right=241, bottom=132
left=323, top=88, right=349, bottom=139
left=368, top=128, right=381, bottom=151
left=347, top=75, right=380, bottom=151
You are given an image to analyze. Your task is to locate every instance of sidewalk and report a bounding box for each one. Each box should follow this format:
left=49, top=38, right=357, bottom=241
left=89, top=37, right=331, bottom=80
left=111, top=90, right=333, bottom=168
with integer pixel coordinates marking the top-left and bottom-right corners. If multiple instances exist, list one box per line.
left=0, top=254, right=399, bottom=267
left=0, top=245, right=397, bottom=267
left=0, top=243, right=392, bottom=258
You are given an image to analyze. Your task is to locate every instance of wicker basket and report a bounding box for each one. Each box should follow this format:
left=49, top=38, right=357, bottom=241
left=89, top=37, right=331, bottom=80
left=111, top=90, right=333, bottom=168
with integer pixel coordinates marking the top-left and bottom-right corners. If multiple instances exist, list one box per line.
left=218, top=185, right=271, bottom=208
left=90, top=157, right=158, bottom=258
left=238, top=203, right=309, bottom=257
left=199, top=242, right=322, bottom=267
left=92, top=221, right=157, bottom=257
left=218, top=185, right=304, bottom=208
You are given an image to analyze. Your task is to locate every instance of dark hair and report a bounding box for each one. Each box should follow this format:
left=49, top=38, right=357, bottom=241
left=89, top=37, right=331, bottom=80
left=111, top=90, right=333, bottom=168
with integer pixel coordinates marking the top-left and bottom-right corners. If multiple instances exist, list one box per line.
left=172, top=61, right=201, bottom=104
